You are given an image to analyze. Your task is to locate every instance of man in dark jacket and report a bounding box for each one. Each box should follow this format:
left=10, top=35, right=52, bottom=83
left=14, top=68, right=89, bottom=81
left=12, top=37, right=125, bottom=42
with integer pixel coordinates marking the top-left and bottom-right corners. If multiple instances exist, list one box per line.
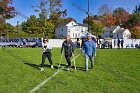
left=61, top=35, right=74, bottom=70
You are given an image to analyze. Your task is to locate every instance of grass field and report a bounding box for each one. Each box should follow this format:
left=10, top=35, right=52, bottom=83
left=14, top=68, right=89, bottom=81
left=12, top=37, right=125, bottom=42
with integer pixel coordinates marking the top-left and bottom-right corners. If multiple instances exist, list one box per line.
left=0, top=47, right=140, bottom=93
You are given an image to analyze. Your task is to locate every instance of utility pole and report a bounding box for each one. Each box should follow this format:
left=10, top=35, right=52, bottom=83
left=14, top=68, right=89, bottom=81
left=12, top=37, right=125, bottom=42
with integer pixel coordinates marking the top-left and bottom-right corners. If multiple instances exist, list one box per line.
left=17, top=21, right=19, bottom=37
left=88, top=0, right=90, bottom=33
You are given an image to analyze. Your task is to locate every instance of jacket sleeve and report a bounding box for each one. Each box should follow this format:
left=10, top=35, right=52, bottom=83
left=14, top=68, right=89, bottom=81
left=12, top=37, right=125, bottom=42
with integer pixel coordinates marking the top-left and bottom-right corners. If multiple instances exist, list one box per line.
left=61, top=42, right=64, bottom=54
left=71, top=42, right=74, bottom=54
left=41, top=38, right=44, bottom=49
left=82, top=42, right=85, bottom=54
left=47, top=43, right=52, bottom=50
left=93, top=42, right=96, bottom=55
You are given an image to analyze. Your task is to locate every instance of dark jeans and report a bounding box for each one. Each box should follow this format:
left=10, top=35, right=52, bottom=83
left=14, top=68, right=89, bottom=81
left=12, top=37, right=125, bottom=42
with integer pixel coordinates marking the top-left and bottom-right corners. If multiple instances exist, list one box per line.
left=118, top=44, right=120, bottom=48
left=41, top=52, right=52, bottom=67
left=65, top=54, right=72, bottom=68
left=121, top=44, right=123, bottom=48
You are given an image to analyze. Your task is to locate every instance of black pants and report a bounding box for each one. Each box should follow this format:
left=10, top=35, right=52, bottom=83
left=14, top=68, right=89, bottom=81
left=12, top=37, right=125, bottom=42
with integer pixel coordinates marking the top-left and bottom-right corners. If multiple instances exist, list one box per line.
left=121, top=44, right=123, bottom=48
left=41, top=52, right=52, bottom=67
left=65, top=54, right=72, bottom=68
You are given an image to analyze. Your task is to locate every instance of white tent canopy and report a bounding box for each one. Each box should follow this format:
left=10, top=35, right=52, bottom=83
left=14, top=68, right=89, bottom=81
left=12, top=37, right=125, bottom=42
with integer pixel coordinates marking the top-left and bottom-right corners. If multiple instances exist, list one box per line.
left=78, top=32, right=96, bottom=38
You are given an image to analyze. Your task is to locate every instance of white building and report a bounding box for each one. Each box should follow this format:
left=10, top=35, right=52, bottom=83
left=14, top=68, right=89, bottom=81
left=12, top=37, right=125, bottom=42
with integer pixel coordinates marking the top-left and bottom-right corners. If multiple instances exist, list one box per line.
left=55, top=21, right=88, bottom=39
left=102, top=26, right=131, bottom=39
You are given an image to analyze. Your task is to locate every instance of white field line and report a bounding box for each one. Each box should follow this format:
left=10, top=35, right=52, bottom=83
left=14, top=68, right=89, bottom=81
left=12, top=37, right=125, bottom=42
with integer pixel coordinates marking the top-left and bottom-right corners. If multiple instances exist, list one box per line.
left=29, top=54, right=80, bottom=93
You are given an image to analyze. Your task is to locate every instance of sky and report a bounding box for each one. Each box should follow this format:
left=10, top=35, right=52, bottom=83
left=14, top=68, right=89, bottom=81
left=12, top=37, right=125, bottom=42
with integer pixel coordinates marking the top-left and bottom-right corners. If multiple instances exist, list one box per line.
left=6, top=0, right=140, bottom=26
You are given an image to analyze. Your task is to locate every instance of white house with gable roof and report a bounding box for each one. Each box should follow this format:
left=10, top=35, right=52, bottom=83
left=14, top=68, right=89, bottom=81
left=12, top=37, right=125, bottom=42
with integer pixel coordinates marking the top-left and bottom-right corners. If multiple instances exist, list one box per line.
left=55, top=21, right=88, bottom=39
left=102, top=26, right=131, bottom=39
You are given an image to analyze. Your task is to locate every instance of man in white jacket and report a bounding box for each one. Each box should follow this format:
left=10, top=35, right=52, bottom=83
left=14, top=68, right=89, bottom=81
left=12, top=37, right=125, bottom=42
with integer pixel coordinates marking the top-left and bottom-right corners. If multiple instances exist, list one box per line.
left=40, top=38, right=53, bottom=71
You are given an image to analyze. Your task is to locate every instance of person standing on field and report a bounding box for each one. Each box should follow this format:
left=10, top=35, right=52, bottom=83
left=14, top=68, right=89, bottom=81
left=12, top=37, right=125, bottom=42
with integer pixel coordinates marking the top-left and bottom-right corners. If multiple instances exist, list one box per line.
left=40, top=38, right=54, bottom=71
left=82, top=34, right=96, bottom=72
left=121, top=39, right=124, bottom=48
left=61, top=35, right=74, bottom=70
left=117, top=39, right=121, bottom=49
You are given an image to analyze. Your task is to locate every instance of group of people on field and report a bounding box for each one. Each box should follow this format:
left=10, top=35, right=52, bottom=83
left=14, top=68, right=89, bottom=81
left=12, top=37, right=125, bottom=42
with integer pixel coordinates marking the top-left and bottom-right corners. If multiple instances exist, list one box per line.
left=40, top=34, right=96, bottom=72
left=114, top=39, right=124, bottom=48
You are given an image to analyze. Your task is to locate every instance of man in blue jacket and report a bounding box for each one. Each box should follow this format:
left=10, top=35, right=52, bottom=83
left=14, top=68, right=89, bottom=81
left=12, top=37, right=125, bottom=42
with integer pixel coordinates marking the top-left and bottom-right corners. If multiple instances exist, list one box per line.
left=82, top=34, right=96, bottom=71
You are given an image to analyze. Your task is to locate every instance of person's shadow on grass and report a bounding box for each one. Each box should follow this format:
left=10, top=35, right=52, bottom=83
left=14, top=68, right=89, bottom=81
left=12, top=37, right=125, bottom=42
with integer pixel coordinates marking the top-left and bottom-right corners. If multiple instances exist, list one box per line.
left=71, top=66, right=85, bottom=71
left=44, top=64, right=58, bottom=69
left=24, top=63, right=59, bottom=70
left=24, top=63, right=40, bottom=70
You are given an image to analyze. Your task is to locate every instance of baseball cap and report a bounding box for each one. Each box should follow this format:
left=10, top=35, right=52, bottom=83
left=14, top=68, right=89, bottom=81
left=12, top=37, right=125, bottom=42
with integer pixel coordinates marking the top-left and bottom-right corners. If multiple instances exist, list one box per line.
left=43, top=38, right=48, bottom=41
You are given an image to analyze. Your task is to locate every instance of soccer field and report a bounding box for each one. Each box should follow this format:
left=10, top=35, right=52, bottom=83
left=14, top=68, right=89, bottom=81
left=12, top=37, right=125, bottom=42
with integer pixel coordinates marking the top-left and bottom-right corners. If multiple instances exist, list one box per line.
left=0, top=48, right=140, bottom=93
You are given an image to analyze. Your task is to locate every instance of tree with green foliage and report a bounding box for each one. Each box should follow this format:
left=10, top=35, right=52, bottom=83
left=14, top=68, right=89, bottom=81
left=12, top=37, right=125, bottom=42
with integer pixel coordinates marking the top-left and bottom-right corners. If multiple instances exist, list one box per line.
left=44, top=19, right=55, bottom=38
left=83, top=16, right=94, bottom=26
left=91, top=22, right=104, bottom=38
left=83, top=16, right=104, bottom=37
left=27, top=15, right=40, bottom=34
left=113, top=7, right=126, bottom=14
left=127, top=13, right=140, bottom=28
left=21, top=15, right=40, bottom=34
left=131, top=26, right=140, bottom=38
left=49, top=11, right=61, bottom=25
left=31, top=0, right=67, bottom=38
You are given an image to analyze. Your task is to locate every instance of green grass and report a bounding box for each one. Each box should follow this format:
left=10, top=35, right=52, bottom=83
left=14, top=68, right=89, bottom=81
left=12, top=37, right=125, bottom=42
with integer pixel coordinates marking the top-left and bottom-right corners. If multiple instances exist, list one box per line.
left=0, top=48, right=140, bottom=93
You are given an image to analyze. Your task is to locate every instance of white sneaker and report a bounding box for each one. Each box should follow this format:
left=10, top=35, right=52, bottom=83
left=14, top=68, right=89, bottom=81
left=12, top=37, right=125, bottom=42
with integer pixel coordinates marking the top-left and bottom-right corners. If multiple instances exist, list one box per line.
left=67, top=68, right=70, bottom=71
left=51, top=65, right=54, bottom=69
left=40, top=68, right=44, bottom=71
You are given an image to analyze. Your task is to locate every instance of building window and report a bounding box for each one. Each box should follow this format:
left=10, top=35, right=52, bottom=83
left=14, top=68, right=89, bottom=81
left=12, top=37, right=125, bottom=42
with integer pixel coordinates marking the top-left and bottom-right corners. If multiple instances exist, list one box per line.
left=75, top=33, right=77, bottom=37
left=73, top=33, right=74, bottom=37
left=77, top=28, right=79, bottom=31
left=68, top=29, right=70, bottom=32
left=62, top=28, right=63, bottom=31
left=78, top=33, right=80, bottom=36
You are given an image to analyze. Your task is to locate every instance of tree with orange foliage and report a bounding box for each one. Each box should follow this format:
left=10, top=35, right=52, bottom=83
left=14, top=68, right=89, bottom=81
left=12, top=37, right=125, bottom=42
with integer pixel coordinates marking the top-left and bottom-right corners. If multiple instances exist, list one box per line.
left=113, top=7, right=129, bottom=27
left=100, top=14, right=116, bottom=27
left=0, top=0, right=16, bottom=36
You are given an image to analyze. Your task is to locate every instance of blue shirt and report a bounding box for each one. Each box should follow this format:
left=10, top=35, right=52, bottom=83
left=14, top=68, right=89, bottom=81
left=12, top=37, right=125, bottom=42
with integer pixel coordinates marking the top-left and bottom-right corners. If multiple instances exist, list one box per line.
left=82, top=40, right=96, bottom=57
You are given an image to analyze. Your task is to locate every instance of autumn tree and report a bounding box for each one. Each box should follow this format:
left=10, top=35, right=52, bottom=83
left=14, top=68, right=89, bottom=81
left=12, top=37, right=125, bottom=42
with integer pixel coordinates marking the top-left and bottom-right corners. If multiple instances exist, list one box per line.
left=113, top=7, right=129, bottom=26
left=0, top=0, right=16, bottom=36
left=99, top=13, right=116, bottom=27
left=0, top=0, right=15, bottom=21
